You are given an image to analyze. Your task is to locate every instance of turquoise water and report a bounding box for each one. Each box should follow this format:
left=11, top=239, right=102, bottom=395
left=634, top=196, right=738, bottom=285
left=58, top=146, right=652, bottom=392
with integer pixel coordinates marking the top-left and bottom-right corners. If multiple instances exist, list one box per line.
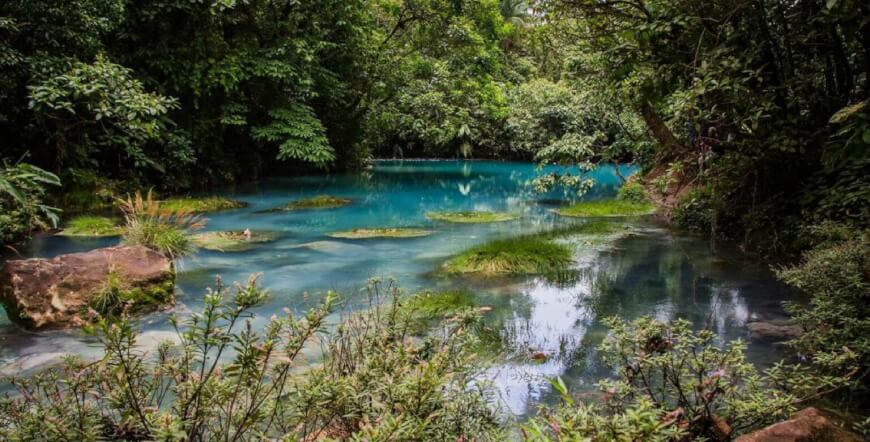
left=0, top=160, right=800, bottom=416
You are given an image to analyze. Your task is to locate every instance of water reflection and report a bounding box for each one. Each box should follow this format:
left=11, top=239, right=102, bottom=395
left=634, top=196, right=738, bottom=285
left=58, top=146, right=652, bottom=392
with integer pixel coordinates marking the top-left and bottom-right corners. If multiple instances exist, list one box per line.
left=470, top=224, right=801, bottom=417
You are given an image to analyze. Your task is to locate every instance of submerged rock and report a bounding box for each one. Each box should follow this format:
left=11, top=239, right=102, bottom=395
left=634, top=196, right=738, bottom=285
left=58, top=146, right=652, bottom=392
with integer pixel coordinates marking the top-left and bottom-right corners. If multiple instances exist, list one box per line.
left=0, top=246, right=174, bottom=328
left=327, top=228, right=432, bottom=239
left=259, top=195, right=352, bottom=213
left=426, top=211, right=518, bottom=223
left=746, top=321, right=803, bottom=341
left=192, top=230, right=279, bottom=252
left=290, top=240, right=367, bottom=254
left=736, top=407, right=862, bottom=442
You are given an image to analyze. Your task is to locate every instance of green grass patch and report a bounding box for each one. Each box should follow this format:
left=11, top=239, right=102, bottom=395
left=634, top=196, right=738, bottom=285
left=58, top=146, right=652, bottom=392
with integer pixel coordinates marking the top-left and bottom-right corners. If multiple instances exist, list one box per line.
left=402, top=291, right=476, bottom=319
left=556, top=199, right=654, bottom=217
left=58, top=215, right=122, bottom=237
left=191, top=231, right=279, bottom=252
left=426, top=211, right=518, bottom=223
left=441, top=221, right=628, bottom=276
left=161, top=196, right=247, bottom=213
left=442, top=235, right=572, bottom=276
left=327, top=228, right=432, bottom=239
left=266, top=195, right=352, bottom=212
left=542, top=221, right=624, bottom=237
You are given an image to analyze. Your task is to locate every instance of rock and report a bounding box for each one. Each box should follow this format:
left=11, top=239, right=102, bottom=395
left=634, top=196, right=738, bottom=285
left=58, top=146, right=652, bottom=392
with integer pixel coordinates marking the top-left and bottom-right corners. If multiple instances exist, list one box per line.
left=327, top=228, right=432, bottom=239
left=736, top=407, right=862, bottom=442
left=747, top=321, right=803, bottom=341
left=0, top=246, right=174, bottom=328
left=289, top=241, right=366, bottom=254
left=0, top=352, right=67, bottom=376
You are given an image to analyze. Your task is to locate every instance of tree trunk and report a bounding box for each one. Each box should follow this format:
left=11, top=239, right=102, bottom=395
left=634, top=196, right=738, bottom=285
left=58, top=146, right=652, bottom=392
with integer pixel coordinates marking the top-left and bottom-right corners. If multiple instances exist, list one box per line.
left=640, top=101, right=689, bottom=158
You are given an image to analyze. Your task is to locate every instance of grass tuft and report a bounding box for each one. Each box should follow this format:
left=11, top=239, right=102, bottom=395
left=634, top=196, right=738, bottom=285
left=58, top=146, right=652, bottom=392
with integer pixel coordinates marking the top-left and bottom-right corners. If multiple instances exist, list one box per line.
left=426, top=211, right=518, bottom=223
left=556, top=199, right=654, bottom=217
left=119, top=191, right=205, bottom=258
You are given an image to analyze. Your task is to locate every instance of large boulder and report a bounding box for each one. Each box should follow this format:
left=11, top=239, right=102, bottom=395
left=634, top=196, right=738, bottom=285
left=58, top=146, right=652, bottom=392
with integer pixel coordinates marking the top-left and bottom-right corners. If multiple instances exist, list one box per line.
left=736, top=408, right=862, bottom=442
left=0, top=246, right=174, bottom=328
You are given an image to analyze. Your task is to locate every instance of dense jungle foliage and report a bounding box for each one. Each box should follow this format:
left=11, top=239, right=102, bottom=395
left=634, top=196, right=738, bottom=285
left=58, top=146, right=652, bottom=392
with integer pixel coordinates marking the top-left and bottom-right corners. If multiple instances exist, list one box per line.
left=0, top=0, right=869, bottom=439
left=1, top=0, right=867, bottom=253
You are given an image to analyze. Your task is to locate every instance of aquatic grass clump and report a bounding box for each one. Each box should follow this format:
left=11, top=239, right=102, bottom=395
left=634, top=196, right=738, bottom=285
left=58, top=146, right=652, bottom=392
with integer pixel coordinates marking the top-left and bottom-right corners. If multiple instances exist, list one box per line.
left=265, top=195, right=352, bottom=212
left=402, top=290, right=476, bottom=318
left=160, top=196, right=247, bottom=213
left=327, top=227, right=432, bottom=239
left=441, top=221, right=627, bottom=277
left=556, top=199, right=654, bottom=218
left=119, top=191, right=205, bottom=258
left=426, top=210, right=518, bottom=223
left=442, top=235, right=572, bottom=275
left=58, top=215, right=122, bottom=237
left=191, top=230, right=279, bottom=252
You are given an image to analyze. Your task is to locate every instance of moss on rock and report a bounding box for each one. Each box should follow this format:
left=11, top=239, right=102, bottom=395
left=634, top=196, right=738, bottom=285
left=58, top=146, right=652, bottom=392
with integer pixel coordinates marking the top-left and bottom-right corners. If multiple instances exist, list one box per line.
left=161, top=196, right=247, bottom=213
left=262, top=195, right=352, bottom=212
left=556, top=200, right=654, bottom=217
left=191, top=231, right=279, bottom=252
left=58, top=215, right=122, bottom=237
left=327, top=228, right=432, bottom=239
left=89, top=271, right=175, bottom=317
left=426, top=211, right=518, bottom=223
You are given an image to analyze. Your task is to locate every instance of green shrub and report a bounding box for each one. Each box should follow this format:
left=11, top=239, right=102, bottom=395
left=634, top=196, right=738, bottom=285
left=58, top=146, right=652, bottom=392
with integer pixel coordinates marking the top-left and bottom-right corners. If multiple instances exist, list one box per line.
left=672, top=186, right=714, bottom=233
left=523, top=317, right=797, bottom=441
left=0, top=161, right=61, bottom=245
left=776, top=224, right=870, bottom=396
left=617, top=181, right=649, bottom=204
left=0, top=277, right=502, bottom=441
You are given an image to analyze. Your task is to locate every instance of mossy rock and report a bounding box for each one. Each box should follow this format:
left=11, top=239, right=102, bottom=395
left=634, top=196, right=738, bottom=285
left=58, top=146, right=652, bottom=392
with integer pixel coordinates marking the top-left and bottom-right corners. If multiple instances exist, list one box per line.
left=192, top=231, right=279, bottom=252
left=555, top=200, right=654, bottom=218
left=426, top=211, right=518, bottom=223
left=327, top=228, right=433, bottom=239
left=161, top=196, right=247, bottom=213
left=57, top=215, right=123, bottom=237
left=88, top=271, right=175, bottom=318
left=263, top=195, right=352, bottom=212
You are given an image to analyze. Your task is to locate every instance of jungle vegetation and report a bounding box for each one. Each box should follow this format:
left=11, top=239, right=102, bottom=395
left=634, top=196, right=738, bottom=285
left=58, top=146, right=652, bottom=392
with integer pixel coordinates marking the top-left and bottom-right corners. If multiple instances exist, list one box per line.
left=0, top=0, right=866, bottom=254
left=0, top=0, right=868, bottom=440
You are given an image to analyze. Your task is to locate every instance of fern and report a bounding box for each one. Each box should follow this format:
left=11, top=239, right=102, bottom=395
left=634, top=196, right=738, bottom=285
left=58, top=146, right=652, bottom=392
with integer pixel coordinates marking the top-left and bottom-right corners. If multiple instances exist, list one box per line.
left=252, top=104, right=335, bottom=168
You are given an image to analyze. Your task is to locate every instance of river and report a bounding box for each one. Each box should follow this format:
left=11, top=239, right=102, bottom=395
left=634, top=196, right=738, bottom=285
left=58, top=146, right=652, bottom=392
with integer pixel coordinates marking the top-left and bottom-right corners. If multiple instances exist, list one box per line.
left=0, top=160, right=801, bottom=417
